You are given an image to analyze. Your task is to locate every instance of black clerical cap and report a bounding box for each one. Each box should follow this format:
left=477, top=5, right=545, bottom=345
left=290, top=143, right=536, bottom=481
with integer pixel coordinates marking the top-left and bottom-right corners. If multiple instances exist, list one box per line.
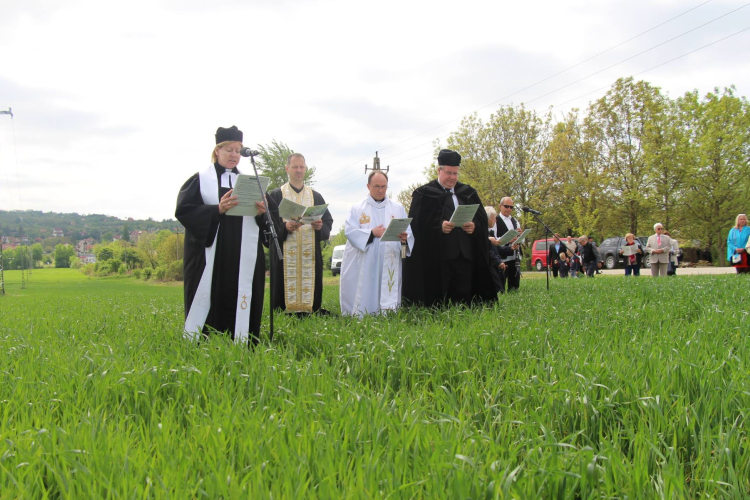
left=215, top=125, right=243, bottom=144
left=437, top=149, right=461, bottom=167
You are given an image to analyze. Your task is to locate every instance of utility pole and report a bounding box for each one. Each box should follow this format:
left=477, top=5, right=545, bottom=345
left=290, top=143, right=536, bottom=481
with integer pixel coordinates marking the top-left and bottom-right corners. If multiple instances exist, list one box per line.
left=0, top=107, right=13, bottom=295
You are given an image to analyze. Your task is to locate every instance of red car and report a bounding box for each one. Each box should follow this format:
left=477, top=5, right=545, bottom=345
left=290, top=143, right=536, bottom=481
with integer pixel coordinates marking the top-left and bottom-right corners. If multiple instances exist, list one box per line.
left=530, top=238, right=578, bottom=271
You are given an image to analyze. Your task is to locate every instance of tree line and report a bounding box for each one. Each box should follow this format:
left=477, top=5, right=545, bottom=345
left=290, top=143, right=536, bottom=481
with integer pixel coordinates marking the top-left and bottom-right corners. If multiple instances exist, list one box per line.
left=397, top=77, right=750, bottom=265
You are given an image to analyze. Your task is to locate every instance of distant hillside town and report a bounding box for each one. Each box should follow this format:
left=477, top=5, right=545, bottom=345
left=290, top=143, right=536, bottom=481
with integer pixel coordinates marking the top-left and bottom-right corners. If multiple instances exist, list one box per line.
left=1, top=210, right=184, bottom=276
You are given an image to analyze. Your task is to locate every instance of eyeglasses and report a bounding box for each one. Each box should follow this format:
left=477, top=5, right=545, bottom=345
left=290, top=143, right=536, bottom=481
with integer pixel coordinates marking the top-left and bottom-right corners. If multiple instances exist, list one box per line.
left=656, top=227, right=664, bottom=231
left=502, top=205, right=514, bottom=209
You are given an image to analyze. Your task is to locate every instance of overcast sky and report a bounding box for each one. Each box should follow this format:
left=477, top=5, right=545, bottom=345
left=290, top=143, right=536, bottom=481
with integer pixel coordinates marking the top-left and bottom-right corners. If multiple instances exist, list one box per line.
left=1, top=0, right=748, bottom=233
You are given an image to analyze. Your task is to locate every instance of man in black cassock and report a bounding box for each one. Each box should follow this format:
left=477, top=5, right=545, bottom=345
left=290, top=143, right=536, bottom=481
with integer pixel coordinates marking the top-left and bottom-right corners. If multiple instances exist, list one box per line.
left=402, top=149, right=496, bottom=307
left=267, top=153, right=333, bottom=314
left=176, top=125, right=272, bottom=345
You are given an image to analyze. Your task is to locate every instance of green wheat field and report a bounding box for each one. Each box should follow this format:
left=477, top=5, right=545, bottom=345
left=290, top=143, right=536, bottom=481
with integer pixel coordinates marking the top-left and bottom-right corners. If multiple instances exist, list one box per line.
left=1, top=269, right=749, bottom=499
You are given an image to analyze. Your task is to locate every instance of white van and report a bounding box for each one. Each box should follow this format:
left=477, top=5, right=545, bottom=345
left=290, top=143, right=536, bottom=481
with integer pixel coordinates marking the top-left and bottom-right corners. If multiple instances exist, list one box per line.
left=331, top=244, right=346, bottom=276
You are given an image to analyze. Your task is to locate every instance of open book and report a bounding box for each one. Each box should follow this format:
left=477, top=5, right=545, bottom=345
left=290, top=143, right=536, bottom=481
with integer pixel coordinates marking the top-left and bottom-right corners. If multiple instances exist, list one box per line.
left=278, top=198, right=329, bottom=224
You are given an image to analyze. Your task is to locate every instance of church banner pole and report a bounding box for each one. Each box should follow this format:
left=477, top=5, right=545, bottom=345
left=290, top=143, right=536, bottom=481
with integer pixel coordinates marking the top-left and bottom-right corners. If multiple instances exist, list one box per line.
left=243, top=149, right=282, bottom=344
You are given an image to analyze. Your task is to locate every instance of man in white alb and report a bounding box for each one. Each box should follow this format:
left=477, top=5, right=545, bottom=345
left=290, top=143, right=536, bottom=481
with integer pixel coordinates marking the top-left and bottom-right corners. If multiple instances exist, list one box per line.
left=340, top=170, right=414, bottom=317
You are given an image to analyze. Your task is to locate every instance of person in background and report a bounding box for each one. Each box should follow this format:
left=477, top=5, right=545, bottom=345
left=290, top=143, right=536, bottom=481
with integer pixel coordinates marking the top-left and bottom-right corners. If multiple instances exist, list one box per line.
left=565, top=235, right=580, bottom=278
left=646, top=223, right=673, bottom=278
left=618, top=233, right=643, bottom=276
left=578, top=235, right=602, bottom=277
left=547, top=234, right=564, bottom=278
left=486, top=206, right=506, bottom=294
left=558, top=251, right=570, bottom=278
left=727, top=213, right=750, bottom=274
left=495, top=197, right=523, bottom=292
left=664, top=230, right=680, bottom=276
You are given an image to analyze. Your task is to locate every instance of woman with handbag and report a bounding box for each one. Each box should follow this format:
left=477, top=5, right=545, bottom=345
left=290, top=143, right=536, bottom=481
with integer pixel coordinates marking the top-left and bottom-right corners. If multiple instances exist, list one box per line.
left=727, top=214, right=750, bottom=274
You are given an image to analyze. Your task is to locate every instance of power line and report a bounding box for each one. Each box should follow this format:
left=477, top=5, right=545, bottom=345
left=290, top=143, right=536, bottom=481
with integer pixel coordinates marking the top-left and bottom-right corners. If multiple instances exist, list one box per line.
left=322, top=11, right=750, bottom=195
left=314, top=0, right=720, bottom=188
left=323, top=23, right=750, bottom=197
left=517, top=2, right=750, bottom=107
left=553, top=25, right=750, bottom=109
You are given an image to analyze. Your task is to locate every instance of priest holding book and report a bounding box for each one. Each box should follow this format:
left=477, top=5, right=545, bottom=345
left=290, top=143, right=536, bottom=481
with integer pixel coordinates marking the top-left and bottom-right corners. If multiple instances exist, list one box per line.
left=402, top=149, right=496, bottom=307
left=176, top=125, right=270, bottom=345
left=267, top=153, right=333, bottom=314
left=340, top=170, right=414, bottom=317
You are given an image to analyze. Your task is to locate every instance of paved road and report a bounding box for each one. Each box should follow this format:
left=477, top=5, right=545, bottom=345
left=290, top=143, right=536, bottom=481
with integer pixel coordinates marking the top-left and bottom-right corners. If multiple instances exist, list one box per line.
left=528, top=267, right=736, bottom=276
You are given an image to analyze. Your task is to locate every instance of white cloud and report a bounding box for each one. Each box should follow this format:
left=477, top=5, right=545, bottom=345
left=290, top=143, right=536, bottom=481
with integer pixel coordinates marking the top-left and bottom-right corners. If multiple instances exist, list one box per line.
left=0, top=0, right=748, bottom=229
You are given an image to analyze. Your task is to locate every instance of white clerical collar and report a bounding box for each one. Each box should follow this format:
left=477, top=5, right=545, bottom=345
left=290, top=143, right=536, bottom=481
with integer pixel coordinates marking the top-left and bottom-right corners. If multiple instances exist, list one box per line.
left=220, top=169, right=238, bottom=189
left=366, top=194, right=387, bottom=207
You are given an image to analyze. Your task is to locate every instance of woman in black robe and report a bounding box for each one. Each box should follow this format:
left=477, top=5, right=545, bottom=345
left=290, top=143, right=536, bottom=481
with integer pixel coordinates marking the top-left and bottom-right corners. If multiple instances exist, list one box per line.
left=176, top=125, right=272, bottom=345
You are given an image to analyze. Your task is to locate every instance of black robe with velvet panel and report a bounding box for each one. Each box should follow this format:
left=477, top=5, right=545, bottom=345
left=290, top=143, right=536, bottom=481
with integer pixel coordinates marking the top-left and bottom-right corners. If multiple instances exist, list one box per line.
left=176, top=164, right=271, bottom=344
left=402, top=179, right=496, bottom=307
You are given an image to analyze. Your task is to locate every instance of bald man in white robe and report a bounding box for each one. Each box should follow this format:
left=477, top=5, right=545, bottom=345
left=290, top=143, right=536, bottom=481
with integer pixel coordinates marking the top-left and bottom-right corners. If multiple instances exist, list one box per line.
left=340, top=171, right=414, bottom=317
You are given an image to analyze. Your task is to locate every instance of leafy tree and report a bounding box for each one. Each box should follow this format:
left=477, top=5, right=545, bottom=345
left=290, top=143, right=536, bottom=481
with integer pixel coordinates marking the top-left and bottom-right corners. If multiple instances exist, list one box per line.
left=587, top=77, right=663, bottom=235
left=157, top=233, right=184, bottom=265
left=137, top=233, right=160, bottom=268
left=645, top=98, right=690, bottom=231
left=256, top=140, right=316, bottom=190
left=120, top=247, right=142, bottom=270
left=31, top=243, right=43, bottom=264
left=121, top=224, right=130, bottom=242
left=678, top=87, right=750, bottom=264
left=544, top=110, right=605, bottom=237
left=54, top=244, right=75, bottom=268
left=102, top=231, right=114, bottom=242
left=95, top=246, right=115, bottom=262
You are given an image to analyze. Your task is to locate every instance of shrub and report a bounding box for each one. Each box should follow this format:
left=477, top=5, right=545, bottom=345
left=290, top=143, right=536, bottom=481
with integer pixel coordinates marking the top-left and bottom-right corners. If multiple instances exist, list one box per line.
left=133, top=269, right=142, bottom=279
left=168, top=260, right=183, bottom=281
left=109, top=259, right=123, bottom=274
left=154, top=266, right=167, bottom=281
left=143, top=268, right=152, bottom=280
left=118, top=263, right=127, bottom=275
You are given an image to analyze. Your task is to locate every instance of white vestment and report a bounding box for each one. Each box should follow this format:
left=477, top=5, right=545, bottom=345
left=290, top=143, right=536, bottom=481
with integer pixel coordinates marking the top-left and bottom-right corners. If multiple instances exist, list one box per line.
left=340, top=196, right=414, bottom=317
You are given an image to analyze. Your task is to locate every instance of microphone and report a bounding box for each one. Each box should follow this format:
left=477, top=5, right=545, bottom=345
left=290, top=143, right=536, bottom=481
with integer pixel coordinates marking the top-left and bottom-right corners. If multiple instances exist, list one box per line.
left=240, top=147, right=260, bottom=157
left=522, top=206, right=541, bottom=215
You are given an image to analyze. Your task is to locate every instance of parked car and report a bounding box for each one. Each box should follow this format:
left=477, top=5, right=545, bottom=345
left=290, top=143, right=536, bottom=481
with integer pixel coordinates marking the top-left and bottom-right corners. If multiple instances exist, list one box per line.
left=530, top=238, right=578, bottom=271
left=331, top=244, right=345, bottom=276
left=597, top=236, right=651, bottom=269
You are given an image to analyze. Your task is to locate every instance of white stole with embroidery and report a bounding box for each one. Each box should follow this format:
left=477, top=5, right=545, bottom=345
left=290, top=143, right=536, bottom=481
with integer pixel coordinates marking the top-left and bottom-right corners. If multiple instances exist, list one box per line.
left=184, top=164, right=259, bottom=343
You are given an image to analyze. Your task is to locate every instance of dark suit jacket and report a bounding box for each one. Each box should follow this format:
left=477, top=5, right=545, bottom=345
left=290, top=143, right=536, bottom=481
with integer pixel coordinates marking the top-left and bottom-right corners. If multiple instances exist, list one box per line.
left=495, top=215, right=519, bottom=260
left=548, top=241, right=565, bottom=269
left=488, top=228, right=504, bottom=292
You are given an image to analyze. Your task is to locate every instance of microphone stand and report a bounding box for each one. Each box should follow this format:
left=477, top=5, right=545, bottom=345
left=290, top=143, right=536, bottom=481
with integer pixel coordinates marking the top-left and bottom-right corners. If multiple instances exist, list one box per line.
left=525, top=210, right=558, bottom=292
left=247, top=153, right=282, bottom=344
